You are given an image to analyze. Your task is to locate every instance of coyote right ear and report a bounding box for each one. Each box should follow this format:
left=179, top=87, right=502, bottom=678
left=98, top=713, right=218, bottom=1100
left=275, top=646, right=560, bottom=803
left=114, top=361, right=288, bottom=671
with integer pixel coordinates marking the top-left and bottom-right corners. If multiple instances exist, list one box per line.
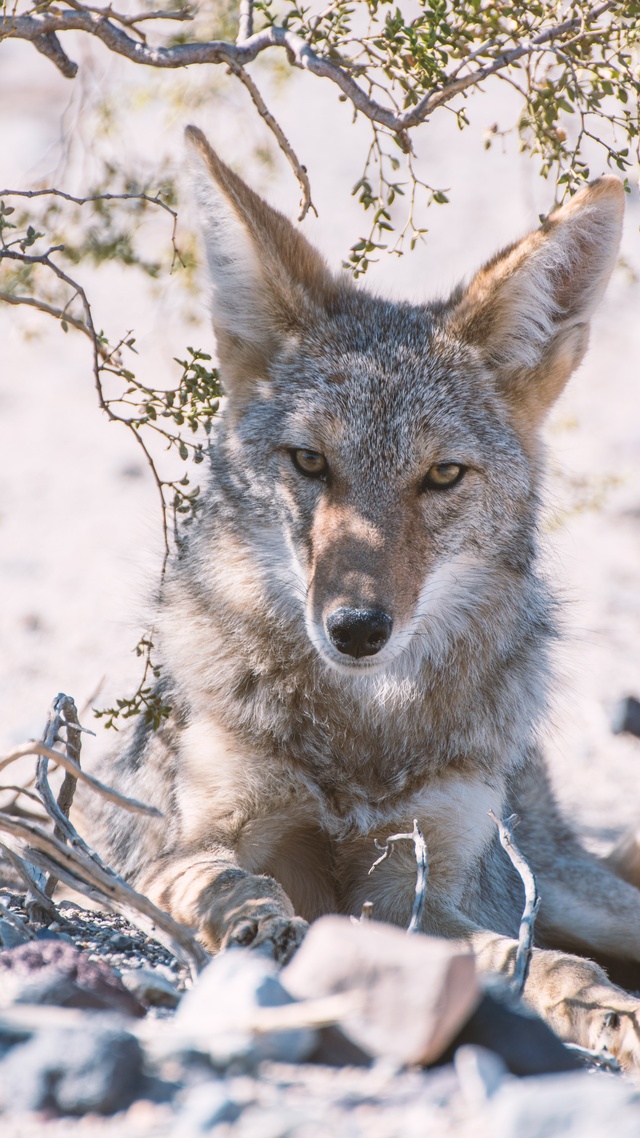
left=186, top=126, right=336, bottom=394
left=447, top=177, right=624, bottom=437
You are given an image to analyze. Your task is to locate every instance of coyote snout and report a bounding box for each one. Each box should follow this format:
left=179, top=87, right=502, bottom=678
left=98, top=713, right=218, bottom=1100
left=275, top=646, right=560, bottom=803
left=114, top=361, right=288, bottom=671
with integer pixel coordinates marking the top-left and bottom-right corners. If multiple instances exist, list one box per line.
left=325, top=607, right=392, bottom=659
left=301, top=482, right=434, bottom=672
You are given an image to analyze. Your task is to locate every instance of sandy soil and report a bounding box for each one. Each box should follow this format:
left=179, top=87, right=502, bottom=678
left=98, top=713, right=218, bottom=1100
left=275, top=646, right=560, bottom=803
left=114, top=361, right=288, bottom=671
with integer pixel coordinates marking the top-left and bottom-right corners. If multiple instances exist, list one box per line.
left=1, top=36, right=639, bottom=853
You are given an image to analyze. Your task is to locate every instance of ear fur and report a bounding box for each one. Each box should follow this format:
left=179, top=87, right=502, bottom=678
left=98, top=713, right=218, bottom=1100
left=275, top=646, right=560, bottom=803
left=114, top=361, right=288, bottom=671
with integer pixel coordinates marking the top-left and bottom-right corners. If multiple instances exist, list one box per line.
left=185, top=125, right=337, bottom=391
left=448, top=178, right=624, bottom=433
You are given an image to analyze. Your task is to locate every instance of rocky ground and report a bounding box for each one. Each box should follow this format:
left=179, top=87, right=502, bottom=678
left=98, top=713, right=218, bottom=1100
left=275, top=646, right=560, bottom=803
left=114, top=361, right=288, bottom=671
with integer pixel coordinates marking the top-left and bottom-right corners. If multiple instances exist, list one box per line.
left=2, top=890, right=640, bottom=1138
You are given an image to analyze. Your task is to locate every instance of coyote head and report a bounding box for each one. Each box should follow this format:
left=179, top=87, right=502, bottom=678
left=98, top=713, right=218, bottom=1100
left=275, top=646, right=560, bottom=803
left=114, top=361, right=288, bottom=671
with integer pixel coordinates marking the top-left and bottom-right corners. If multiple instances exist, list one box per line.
left=187, top=126, right=623, bottom=676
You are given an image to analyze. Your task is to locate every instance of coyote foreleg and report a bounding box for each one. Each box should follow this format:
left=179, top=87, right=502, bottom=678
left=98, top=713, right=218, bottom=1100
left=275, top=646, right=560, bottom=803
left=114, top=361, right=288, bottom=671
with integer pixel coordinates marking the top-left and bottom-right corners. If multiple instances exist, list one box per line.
left=137, top=850, right=308, bottom=962
left=471, top=926, right=640, bottom=1070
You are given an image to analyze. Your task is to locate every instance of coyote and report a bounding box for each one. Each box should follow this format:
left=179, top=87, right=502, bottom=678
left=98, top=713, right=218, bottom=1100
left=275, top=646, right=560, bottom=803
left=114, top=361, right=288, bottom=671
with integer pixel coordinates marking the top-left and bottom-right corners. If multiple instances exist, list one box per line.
left=93, top=125, right=640, bottom=1066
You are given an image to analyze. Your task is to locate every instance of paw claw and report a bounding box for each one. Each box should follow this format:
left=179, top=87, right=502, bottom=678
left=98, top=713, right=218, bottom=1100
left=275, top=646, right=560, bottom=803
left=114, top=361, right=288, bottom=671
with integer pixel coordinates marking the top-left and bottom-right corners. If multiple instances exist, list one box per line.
left=223, top=915, right=308, bottom=964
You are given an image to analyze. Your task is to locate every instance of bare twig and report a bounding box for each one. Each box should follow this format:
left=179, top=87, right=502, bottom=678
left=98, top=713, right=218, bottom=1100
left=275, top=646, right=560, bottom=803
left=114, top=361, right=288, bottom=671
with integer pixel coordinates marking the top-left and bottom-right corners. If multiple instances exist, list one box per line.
left=0, top=741, right=162, bottom=817
left=0, top=898, right=35, bottom=942
left=0, top=290, right=108, bottom=352
left=488, top=810, right=540, bottom=997
left=228, top=62, right=316, bottom=221
left=369, top=818, right=428, bottom=934
left=34, top=694, right=85, bottom=898
left=0, top=187, right=180, bottom=262
left=564, top=1042, right=621, bottom=1072
left=237, top=0, right=253, bottom=43
left=0, top=841, right=58, bottom=922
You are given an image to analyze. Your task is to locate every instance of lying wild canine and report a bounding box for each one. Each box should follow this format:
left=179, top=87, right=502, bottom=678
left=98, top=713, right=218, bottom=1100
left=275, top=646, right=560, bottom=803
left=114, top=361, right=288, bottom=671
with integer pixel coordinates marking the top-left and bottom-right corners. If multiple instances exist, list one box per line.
left=86, top=125, right=640, bottom=1067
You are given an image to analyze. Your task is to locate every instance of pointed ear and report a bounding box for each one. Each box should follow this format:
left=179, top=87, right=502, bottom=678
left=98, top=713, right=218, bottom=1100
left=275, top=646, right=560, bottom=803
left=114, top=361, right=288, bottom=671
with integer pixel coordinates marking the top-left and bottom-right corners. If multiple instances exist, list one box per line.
left=185, top=126, right=337, bottom=394
left=447, top=178, right=624, bottom=435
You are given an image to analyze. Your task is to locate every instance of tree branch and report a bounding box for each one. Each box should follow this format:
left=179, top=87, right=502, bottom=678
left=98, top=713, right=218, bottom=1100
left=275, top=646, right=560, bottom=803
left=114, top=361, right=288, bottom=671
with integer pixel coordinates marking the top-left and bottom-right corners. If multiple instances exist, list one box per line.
left=0, top=740, right=162, bottom=817
left=0, top=1, right=618, bottom=132
left=228, top=62, right=315, bottom=221
left=369, top=818, right=429, bottom=934
left=237, top=0, right=253, bottom=44
left=488, top=810, right=540, bottom=997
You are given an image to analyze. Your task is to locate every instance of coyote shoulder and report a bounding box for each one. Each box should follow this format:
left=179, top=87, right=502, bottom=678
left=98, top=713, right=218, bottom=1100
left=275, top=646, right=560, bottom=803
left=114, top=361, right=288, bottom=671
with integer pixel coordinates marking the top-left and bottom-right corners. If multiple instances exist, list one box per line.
left=93, top=126, right=640, bottom=1067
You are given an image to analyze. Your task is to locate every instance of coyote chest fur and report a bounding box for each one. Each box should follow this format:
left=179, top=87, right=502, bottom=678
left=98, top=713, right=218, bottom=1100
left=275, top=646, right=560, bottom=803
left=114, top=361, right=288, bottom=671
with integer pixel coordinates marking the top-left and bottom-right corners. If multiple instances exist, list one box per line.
left=92, top=127, right=640, bottom=1067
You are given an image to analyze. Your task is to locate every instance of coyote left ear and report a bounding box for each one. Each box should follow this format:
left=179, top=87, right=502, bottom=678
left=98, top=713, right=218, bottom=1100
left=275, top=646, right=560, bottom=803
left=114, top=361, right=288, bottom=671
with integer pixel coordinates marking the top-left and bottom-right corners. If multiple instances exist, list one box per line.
left=186, top=125, right=337, bottom=395
left=448, top=178, right=624, bottom=432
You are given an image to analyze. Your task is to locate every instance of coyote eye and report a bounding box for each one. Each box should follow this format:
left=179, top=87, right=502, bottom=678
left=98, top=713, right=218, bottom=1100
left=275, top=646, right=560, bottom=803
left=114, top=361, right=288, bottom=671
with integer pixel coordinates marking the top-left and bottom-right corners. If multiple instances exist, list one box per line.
left=421, top=462, right=465, bottom=491
left=291, top=449, right=328, bottom=478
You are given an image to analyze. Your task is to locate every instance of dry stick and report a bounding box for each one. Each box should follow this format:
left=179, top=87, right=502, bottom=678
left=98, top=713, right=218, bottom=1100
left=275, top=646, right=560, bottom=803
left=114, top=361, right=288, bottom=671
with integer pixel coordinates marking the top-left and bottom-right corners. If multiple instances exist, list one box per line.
left=228, top=61, right=316, bottom=222
left=237, top=0, right=253, bottom=43
left=0, top=741, right=161, bottom=817
left=488, top=810, right=540, bottom=997
left=35, top=694, right=83, bottom=898
left=25, top=702, right=67, bottom=921
left=0, top=187, right=182, bottom=269
left=368, top=818, right=428, bottom=934
left=0, top=813, right=209, bottom=978
left=0, top=897, right=35, bottom=941
left=0, top=841, right=58, bottom=922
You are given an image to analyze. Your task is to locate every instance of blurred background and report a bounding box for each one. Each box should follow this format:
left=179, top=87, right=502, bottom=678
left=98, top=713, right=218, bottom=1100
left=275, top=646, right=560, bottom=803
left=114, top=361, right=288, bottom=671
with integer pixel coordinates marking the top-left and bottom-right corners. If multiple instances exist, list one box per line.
left=1, top=25, right=639, bottom=851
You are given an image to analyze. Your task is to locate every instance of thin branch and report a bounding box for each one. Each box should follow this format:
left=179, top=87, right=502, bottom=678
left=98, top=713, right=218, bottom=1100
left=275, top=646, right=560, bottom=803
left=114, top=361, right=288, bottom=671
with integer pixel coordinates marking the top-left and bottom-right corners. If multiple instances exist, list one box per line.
left=0, top=243, right=172, bottom=566
left=237, top=0, right=253, bottom=43
left=0, top=186, right=182, bottom=271
left=0, top=785, right=46, bottom=806
left=369, top=818, right=428, bottom=934
left=0, top=291, right=105, bottom=350
left=34, top=694, right=86, bottom=898
left=0, top=898, right=35, bottom=942
left=0, top=741, right=162, bottom=817
left=0, top=841, right=58, bottom=922
left=31, top=30, right=78, bottom=77
left=488, top=810, right=540, bottom=997
left=228, top=62, right=316, bottom=221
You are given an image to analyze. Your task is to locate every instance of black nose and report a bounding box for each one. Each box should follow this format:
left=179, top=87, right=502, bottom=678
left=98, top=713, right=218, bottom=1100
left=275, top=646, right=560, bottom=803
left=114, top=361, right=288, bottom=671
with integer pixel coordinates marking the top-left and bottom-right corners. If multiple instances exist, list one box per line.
left=325, top=607, right=393, bottom=659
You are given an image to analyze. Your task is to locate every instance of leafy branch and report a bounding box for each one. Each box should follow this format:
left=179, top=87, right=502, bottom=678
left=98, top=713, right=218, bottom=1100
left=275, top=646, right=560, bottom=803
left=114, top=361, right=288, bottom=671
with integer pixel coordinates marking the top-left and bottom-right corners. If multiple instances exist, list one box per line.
left=1, top=1, right=638, bottom=267
left=0, top=191, right=220, bottom=730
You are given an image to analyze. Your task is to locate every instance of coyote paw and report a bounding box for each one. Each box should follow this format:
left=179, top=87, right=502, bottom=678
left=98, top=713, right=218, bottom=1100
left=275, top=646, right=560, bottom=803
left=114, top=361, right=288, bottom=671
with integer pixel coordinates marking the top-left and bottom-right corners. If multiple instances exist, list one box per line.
left=223, top=915, right=308, bottom=964
left=591, top=1002, right=640, bottom=1070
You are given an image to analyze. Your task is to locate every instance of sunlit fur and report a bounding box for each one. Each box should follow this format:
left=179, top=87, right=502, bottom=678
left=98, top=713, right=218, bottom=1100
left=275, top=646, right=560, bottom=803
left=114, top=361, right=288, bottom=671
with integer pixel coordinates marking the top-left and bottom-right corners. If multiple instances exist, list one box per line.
left=84, top=129, right=640, bottom=1068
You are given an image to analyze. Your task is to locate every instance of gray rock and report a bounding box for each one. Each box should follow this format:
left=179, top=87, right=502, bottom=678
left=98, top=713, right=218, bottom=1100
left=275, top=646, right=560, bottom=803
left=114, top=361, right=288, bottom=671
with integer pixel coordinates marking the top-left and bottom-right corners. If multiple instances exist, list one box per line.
left=0, top=940, right=145, bottom=1017
left=121, top=966, right=181, bottom=1008
left=282, top=915, right=479, bottom=1066
left=0, top=920, right=29, bottom=949
left=109, top=932, right=135, bottom=952
left=171, top=1082, right=243, bottom=1136
left=0, top=1019, right=144, bottom=1115
left=174, top=949, right=316, bottom=1066
left=454, top=1044, right=509, bottom=1107
left=487, top=1070, right=640, bottom=1138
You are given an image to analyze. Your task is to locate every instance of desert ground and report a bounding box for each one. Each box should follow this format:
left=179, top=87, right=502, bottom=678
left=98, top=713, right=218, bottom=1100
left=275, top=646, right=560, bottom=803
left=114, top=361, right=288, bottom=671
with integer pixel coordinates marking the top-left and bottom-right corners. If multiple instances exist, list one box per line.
left=1, top=34, right=640, bottom=857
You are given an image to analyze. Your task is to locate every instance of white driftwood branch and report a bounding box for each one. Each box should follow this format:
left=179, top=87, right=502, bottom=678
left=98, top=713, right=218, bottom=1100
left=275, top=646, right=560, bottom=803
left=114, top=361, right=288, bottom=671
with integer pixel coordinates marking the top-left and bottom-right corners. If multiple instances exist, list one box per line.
left=369, top=818, right=428, bottom=934
left=0, top=741, right=161, bottom=817
left=0, top=840, right=59, bottom=922
left=488, top=810, right=540, bottom=996
left=0, top=898, right=35, bottom=941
